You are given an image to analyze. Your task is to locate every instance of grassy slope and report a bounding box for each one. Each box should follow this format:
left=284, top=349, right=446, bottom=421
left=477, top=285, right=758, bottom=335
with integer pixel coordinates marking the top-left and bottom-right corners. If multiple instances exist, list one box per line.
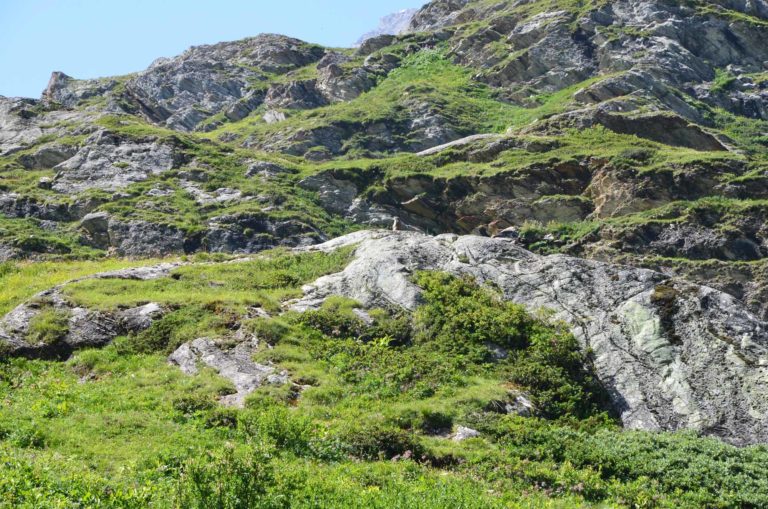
left=0, top=258, right=168, bottom=315
left=2, top=253, right=768, bottom=507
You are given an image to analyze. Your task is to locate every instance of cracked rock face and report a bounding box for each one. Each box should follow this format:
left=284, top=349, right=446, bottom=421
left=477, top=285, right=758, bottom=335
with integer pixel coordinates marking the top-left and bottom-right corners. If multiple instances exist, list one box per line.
left=0, top=263, right=179, bottom=359
left=52, top=130, right=184, bottom=194
left=295, top=230, right=768, bottom=446
left=409, top=0, right=768, bottom=121
left=169, top=337, right=289, bottom=407
left=0, top=97, right=95, bottom=156
left=123, top=34, right=326, bottom=131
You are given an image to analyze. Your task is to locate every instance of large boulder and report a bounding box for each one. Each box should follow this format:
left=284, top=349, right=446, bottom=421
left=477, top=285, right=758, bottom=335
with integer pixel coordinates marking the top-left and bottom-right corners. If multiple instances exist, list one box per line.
left=0, top=264, right=178, bottom=359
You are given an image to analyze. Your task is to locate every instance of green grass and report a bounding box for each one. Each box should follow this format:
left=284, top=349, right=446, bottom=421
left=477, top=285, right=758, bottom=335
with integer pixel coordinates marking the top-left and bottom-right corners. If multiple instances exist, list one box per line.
left=63, top=247, right=353, bottom=312
left=3, top=264, right=768, bottom=507
left=0, top=258, right=164, bottom=315
left=26, top=308, right=70, bottom=345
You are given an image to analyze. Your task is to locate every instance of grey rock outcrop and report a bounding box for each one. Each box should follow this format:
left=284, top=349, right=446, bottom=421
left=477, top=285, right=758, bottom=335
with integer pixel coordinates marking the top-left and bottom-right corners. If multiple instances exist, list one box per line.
left=453, top=426, right=480, bottom=441
left=294, top=230, right=768, bottom=445
left=78, top=211, right=323, bottom=257
left=0, top=263, right=178, bottom=359
left=123, top=34, right=325, bottom=131
left=52, top=130, right=185, bottom=194
left=316, top=52, right=377, bottom=103
left=265, top=80, right=328, bottom=110
left=356, top=8, right=418, bottom=46
left=169, top=337, right=290, bottom=407
left=42, top=72, right=121, bottom=109
left=18, top=144, right=78, bottom=170
left=202, top=213, right=322, bottom=254
left=79, top=213, right=186, bottom=257
left=0, top=96, right=94, bottom=156
left=244, top=160, right=296, bottom=180
left=407, top=0, right=472, bottom=33
left=0, top=192, right=79, bottom=222
left=298, top=173, right=396, bottom=227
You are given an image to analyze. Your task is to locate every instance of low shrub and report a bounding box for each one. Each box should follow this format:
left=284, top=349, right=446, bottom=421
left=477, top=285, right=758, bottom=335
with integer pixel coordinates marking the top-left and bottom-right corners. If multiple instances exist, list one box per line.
left=172, top=394, right=217, bottom=416
left=238, top=404, right=314, bottom=456
left=341, top=422, right=424, bottom=461
left=174, top=442, right=279, bottom=509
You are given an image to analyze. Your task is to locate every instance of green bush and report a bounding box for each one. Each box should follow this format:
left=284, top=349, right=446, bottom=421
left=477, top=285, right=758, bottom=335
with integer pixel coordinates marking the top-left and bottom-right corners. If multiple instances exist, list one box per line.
left=414, top=272, right=610, bottom=418
left=507, top=331, right=608, bottom=419
left=297, top=297, right=367, bottom=339
left=341, top=422, right=424, bottom=461
left=616, top=147, right=656, bottom=162
left=246, top=317, right=290, bottom=344
left=205, top=407, right=239, bottom=429
left=173, top=394, right=217, bottom=416
left=8, top=424, right=47, bottom=449
left=413, top=271, right=534, bottom=360
left=238, top=404, right=314, bottom=456
left=117, top=306, right=224, bottom=354
left=174, top=442, right=279, bottom=509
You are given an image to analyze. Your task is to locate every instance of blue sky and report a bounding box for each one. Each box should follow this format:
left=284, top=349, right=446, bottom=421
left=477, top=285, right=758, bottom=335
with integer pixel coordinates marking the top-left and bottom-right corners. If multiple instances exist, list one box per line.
left=0, top=0, right=425, bottom=98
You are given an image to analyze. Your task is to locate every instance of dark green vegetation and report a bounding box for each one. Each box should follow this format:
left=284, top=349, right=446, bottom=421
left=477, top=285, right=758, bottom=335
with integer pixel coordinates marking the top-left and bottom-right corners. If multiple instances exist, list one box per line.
left=2, top=254, right=768, bottom=508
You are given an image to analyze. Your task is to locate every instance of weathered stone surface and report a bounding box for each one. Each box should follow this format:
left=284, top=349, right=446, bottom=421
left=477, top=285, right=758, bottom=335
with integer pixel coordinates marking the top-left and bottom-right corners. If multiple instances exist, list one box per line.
left=79, top=212, right=186, bottom=257
left=316, top=52, right=377, bottom=103
left=0, top=264, right=177, bottom=359
left=244, top=160, right=295, bottom=179
left=123, top=34, right=325, bottom=131
left=107, top=219, right=187, bottom=257
left=453, top=426, right=480, bottom=441
left=265, top=80, right=328, bottom=109
left=0, top=96, right=94, bottom=156
left=0, top=192, right=77, bottom=222
left=42, top=72, right=120, bottom=109
left=298, top=173, right=396, bottom=227
left=202, top=213, right=322, bottom=254
left=356, top=9, right=418, bottom=47
left=299, top=174, right=360, bottom=215
left=17, top=144, right=78, bottom=169
left=407, top=0, right=472, bottom=33
left=181, top=183, right=244, bottom=206
left=52, top=130, right=184, bottom=194
left=169, top=337, right=289, bottom=407
left=294, top=231, right=768, bottom=445
left=356, top=34, right=397, bottom=56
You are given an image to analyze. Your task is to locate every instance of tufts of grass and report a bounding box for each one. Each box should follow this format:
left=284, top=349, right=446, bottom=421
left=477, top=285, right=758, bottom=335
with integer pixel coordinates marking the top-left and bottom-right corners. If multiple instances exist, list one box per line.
left=26, top=308, right=70, bottom=346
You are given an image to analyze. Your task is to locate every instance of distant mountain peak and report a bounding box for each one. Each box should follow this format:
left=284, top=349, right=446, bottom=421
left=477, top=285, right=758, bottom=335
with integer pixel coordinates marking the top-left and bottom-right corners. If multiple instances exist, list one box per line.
left=355, top=8, right=419, bottom=46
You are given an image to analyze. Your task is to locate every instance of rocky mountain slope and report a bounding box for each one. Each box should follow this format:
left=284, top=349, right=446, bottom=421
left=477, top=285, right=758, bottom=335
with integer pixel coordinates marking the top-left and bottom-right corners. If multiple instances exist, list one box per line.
left=355, top=8, right=419, bottom=46
left=6, top=230, right=765, bottom=445
left=2, top=230, right=768, bottom=506
left=1, top=0, right=767, bottom=320
left=2, top=1, right=768, bottom=505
